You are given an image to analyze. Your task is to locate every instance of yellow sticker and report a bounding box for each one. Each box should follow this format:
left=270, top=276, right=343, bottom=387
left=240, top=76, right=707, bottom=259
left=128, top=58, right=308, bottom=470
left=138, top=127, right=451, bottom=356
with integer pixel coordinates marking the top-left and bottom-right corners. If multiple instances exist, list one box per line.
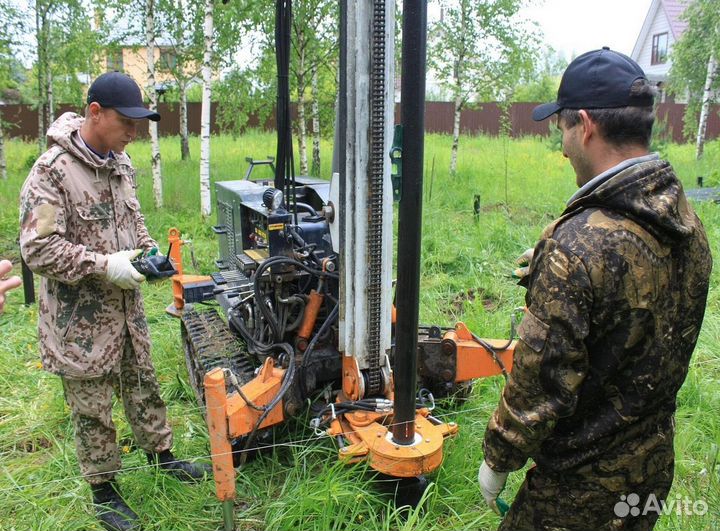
left=245, top=249, right=270, bottom=262
left=256, top=228, right=268, bottom=240
left=268, top=223, right=284, bottom=231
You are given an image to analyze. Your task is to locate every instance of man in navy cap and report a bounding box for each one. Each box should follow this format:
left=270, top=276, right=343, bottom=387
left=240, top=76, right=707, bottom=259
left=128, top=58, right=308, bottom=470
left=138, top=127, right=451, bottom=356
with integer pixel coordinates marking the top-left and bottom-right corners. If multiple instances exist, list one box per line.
left=478, top=49, right=712, bottom=530
left=20, top=72, right=209, bottom=531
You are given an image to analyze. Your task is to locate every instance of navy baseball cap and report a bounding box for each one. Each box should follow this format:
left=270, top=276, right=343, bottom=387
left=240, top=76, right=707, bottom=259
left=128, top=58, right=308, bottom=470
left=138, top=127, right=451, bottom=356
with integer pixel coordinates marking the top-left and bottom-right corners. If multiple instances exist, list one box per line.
left=532, top=47, right=653, bottom=122
left=87, top=72, right=161, bottom=121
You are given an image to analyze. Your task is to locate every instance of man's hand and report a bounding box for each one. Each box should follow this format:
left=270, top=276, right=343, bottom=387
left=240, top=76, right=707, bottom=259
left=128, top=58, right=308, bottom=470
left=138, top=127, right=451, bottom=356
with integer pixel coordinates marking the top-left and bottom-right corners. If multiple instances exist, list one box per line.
left=511, top=247, right=535, bottom=279
left=105, top=250, right=145, bottom=290
left=0, top=260, right=22, bottom=314
left=478, top=460, right=509, bottom=515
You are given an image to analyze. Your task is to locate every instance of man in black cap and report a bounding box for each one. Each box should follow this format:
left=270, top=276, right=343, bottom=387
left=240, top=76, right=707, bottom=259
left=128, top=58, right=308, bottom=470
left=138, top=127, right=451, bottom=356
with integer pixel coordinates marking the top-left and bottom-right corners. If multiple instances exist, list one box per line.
left=20, top=72, right=209, bottom=531
left=478, top=48, right=712, bottom=530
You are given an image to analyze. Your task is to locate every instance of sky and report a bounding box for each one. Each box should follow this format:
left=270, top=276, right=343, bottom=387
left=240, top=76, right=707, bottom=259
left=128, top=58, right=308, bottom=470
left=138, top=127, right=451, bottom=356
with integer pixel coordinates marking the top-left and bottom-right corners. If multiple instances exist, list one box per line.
left=521, top=0, right=655, bottom=60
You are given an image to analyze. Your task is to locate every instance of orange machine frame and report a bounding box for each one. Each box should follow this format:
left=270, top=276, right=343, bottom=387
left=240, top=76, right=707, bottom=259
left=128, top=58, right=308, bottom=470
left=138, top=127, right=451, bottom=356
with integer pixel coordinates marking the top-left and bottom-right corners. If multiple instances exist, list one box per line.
left=448, top=322, right=515, bottom=381
left=168, top=230, right=516, bottom=520
left=165, top=228, right=213, bottom=317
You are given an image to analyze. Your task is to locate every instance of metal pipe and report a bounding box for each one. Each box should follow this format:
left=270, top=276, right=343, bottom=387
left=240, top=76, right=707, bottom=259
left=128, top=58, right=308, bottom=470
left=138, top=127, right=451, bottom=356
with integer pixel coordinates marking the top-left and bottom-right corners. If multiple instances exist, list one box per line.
left=338, top=0, right=347, bottom=338
left=222, top=500, right=235, bottom=531
left=392, top=0, right=427, bottom=445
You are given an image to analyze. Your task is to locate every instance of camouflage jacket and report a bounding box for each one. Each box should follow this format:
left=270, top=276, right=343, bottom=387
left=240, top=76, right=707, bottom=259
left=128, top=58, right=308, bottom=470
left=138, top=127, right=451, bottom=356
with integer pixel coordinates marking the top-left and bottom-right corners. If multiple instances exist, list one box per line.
left=484, top=158, right=712, bottom=473
left=20, top=113, right=157, bottom=378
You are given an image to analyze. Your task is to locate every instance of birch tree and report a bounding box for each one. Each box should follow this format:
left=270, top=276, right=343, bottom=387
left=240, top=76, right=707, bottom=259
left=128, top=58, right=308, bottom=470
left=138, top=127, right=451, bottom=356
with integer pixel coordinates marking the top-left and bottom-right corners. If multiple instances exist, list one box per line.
left=669, top=0, right=720, bottom=150
left=199, top=0, right=214, bottom=217
left=146, top=0, right=163, bottom=207
left=429, top=0, right=536, bottom=174
left=696, top=50, right=718, bottom=160
left=155, top=0, right=204, bottom=160
left=310, top=64, right=320, bottom=176
left=35, top=1, right=49, bottom=153
left=29, top=0, right=98, bottom=154
left=0, top=1, right=23, bottom=180
left=291, top=0, right=336, bottom=176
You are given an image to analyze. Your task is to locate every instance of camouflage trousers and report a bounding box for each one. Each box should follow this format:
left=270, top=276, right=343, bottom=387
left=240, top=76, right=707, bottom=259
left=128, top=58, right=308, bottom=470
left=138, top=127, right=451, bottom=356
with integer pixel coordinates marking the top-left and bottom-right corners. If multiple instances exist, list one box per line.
left=61, top=334, right=173, bottom=485
left=499, top=429, right=675, bottom=531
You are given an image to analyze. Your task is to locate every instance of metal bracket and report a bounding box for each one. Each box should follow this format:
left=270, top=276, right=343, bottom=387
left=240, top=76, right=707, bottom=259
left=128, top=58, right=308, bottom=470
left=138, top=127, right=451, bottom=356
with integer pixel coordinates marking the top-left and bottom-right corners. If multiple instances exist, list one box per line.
left=390, top=124, right=403, bottom=202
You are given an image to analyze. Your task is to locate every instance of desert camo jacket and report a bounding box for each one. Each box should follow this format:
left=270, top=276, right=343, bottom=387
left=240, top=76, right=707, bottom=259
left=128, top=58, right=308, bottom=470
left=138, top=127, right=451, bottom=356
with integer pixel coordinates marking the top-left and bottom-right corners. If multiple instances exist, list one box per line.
left=20, top=112, right=158, bottom=378
left=484, top=158, right=712, bottom=474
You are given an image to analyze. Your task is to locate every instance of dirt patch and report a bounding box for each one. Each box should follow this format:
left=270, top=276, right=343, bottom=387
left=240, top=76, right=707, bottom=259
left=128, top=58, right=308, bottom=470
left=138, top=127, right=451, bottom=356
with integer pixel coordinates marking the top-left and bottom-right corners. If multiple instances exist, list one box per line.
left=480, top=202, right=507, bottom=213
left=449, top=287, right=498, bottom=315
left=21, top=437, right=52, bottom=453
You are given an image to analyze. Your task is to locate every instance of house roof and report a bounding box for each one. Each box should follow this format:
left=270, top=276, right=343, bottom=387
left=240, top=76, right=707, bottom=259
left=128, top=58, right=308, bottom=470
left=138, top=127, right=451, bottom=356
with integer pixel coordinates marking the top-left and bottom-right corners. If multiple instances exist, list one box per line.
left=631, top=0, right=691, bottom=60
left=663, top=0, right=690, bottom=38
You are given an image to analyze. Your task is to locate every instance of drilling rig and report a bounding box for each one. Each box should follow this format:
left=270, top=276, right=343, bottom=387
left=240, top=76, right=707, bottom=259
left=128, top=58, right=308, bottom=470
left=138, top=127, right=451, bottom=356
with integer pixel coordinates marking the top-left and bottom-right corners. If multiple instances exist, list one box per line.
left=167, top=2, right=514, bottom=528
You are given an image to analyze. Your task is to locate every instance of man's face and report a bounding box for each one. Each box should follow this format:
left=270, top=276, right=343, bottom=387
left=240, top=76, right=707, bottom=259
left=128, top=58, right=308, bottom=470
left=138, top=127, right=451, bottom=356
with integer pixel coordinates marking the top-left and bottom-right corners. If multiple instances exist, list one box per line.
left=96, top=108, right=139, bottom=154
left=557, top=114, right=594, bottom=187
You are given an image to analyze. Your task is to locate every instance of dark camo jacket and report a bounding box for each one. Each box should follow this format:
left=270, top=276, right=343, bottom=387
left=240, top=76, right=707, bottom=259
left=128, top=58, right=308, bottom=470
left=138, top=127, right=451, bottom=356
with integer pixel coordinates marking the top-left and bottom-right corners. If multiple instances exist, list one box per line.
left=484, top=159, right=712, bottom=479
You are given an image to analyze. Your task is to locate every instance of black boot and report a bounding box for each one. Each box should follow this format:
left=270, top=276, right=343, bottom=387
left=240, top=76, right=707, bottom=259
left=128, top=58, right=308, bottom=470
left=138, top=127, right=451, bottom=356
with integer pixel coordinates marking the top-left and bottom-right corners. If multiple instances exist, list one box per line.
left=147, top=450, right=212, bottom=482
left=91, top=480, right=141, bottom=531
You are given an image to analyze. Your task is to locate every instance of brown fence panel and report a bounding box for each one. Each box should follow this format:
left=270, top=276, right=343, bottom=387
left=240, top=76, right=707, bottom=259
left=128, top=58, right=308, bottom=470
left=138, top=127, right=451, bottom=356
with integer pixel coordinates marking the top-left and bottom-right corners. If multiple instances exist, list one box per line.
left=510, top=102, right=551, bottom=137
left=3, top=101, right=719, bottom=142
left=657, top=103, right=688, bottom=144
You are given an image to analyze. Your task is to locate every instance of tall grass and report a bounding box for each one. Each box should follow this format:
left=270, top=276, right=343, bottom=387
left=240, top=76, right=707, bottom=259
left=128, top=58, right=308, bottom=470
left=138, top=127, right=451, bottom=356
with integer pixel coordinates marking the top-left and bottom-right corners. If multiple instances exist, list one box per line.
left=0, top=131, right=718, bottom=530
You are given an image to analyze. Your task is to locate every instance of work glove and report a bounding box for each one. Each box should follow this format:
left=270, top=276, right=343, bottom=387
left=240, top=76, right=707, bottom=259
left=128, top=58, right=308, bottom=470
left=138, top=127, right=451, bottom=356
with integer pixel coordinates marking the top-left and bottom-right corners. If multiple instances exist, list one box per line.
left=105, top=249, right=145, bottom=290
left=478, top=460, right=509, bottom=516
left=511, top=247, right=535, bottom=279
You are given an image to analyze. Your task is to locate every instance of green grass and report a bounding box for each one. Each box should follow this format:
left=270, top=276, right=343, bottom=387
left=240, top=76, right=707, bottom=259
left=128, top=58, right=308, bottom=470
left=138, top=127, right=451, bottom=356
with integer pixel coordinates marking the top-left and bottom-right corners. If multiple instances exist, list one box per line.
left=1, top=131, right=719, bottom=530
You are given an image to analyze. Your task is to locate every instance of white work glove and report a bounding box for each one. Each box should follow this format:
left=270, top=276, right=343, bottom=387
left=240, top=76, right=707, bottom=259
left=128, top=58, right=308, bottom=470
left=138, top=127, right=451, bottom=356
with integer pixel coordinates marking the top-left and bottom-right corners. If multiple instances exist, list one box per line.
left=105, top=249, right=145, bottom=290
left=478, top=460, right=509, bottom=515
left=511, top=247, right=535, bottom=279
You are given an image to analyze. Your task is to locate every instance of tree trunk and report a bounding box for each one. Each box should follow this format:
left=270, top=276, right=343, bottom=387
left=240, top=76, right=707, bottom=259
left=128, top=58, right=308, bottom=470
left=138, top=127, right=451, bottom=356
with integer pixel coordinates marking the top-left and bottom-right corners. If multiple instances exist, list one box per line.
left=297, top=50, right=308, bottom=176
left=199, top=0, right=214, bottom=217
left=179, top=80, right=190, bottom=160
left=146, top=0, right=163, bottom=208
left=0, top=119, right=7, bottom=181
left=311, top=64, right=320, bottom=177
left=696, top=50, right=718, bottom=160
left=45, top=67, right=54, bottom=127
left=36, top=2, right=46, bottom=154
left=450, top=91, right=462, bottom=175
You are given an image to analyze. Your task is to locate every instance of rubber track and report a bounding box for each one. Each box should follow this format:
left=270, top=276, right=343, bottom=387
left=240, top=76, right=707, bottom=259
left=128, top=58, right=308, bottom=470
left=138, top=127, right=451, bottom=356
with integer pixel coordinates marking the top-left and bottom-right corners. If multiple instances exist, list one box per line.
left=181, top=307, right=256, bottom=404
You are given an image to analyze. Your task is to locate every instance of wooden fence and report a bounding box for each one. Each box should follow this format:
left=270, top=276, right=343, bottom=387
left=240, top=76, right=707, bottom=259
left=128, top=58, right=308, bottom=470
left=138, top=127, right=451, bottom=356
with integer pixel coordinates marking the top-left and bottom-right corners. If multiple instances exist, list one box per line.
left=2, top=101, right=718, bottom=144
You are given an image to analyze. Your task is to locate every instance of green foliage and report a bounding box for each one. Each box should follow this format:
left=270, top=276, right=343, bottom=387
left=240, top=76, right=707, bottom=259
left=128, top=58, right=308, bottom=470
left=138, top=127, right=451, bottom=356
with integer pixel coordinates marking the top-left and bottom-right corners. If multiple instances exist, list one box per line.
left=428, top=0, right=539, bottom=109
left=1, top=133, right=719, bottom=530
left=668, top=0, right=720, bottom=142
left=511, top=47, right=566, bottom=103
left=512, top=74, right=558, bottom=103
left=24, top=1, right=103, bottom=108
left=215, top=52, right=277, bottom=137
left=0, top=0, right=24, bottom=100
left=163, top=83, right=202, bottom=103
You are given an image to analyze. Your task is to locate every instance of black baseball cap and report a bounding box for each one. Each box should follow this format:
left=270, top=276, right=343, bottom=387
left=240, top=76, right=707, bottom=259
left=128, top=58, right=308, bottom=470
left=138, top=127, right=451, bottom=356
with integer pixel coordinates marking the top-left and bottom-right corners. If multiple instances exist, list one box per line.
left=87, top=72, right=161, bottom=121
left=532, top=47, right=653, bottom=122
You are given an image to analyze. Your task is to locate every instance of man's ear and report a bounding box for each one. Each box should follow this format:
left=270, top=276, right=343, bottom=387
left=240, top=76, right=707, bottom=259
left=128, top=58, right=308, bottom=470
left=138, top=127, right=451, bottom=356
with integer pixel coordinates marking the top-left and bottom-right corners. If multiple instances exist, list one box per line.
left=578, top=110, right=594, bottom=145
left=87, top=102, right=103, bottom=122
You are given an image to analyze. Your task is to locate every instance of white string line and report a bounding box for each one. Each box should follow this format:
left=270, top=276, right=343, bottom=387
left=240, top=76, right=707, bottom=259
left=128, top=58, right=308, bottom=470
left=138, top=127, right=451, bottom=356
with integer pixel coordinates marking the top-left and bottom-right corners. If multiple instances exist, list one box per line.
left=0, top=404, right=495, bottom=494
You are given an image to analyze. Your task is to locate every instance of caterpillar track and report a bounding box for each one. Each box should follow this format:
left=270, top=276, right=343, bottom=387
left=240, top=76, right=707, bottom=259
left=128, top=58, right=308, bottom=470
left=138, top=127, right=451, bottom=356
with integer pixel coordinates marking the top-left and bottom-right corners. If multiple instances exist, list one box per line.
left=180, top=307, right=256, bottom=408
